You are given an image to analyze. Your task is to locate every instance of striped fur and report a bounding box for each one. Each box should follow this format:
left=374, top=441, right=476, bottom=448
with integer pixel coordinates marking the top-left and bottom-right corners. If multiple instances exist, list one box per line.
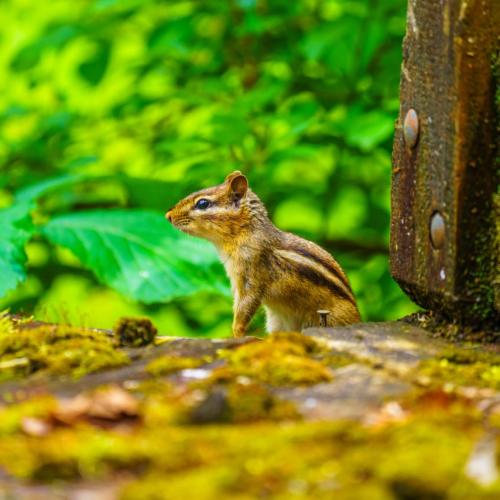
left=274, top=249, right=356, bottom=304
left=166, top=171, right=360, bottom=336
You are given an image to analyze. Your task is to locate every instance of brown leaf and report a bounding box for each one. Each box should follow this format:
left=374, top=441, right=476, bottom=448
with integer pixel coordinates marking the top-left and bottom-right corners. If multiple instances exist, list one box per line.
left=53, top=386, right=139, bottom=425
left=363, top=401, right=408, bottom=428
left=53, top=394, right=92, bottom=425
left=86, top=386, right=139, bottom=420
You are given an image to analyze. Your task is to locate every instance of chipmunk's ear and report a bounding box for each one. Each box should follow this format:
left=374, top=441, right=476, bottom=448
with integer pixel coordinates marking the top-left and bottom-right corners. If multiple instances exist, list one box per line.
left=227, top=172, right=248, bottom=201
left=224, top=170, right=243, bottom=184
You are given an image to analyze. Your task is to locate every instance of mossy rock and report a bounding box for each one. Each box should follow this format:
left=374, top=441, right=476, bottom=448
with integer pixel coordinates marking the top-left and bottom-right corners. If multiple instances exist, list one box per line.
left=0, top=318, right=498, bottom=498
left=417, top=347, right=500, bottom=390
left=146, top=355, right=211, bottom=377
left=213, top=332, right=334, bottom=386
left=0, top=402, right=495, bottom=499
left=0, top=315, right=129, bottom=381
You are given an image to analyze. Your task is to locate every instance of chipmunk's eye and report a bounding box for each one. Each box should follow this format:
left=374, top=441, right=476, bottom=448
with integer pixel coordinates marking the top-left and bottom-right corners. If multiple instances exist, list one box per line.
left=195, top=198, right=211, bottom=210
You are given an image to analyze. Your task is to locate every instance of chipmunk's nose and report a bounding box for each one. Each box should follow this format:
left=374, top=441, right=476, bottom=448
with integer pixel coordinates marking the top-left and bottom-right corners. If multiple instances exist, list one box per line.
left=165, top=210, right=173, bottom=223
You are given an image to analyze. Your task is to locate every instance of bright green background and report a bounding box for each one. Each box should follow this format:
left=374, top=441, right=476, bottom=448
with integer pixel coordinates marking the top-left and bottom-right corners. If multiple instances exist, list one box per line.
left=0, top=0, right=417, bottom=336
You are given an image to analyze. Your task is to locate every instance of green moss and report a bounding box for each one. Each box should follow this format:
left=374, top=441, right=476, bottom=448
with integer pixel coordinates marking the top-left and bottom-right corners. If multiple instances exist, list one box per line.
left=120, top=412, right=497, bottom=500
left=0, top=383, right=496, bottom=499
left=139, top=377, right=298, bottom=425
left=0, top=427, right=153, bottom=481
left=0, top=320, right=498, bottom=498
left=142, top=334, right=331, bottom=425
left=0, top=320, right=129, bottom=381
left=266, top=332, right=327, bottom=354
left=0, top=412, right=486, bottom=497
left=0, top=311, right=17, bottom=336
left=0, top=396, right=56, bottom=437
left=226, top=382, right=300, bottom=423
left=404, top=311, right=499, bottom=343
left=146, top=355, right=212, bottom=377
left=418, top=359, right=500, bottom=390
left=320, top=351, right=357, bottom=369
left=417, top=346, right=500, bottom=390
left=114, top=317, right=157, bottom=347
left=211, top=332, right=333, bottom=386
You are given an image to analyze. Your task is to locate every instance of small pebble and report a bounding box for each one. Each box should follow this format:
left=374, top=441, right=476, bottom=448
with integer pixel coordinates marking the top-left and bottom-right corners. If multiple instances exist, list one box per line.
left=180, top=368, right=211, bottom=380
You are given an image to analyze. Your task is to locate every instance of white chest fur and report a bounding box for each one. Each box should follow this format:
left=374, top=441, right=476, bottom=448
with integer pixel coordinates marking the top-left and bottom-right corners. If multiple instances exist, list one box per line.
left=217, top=246, right=256, bottom=293
left=217, top=250, right=237, bottom=289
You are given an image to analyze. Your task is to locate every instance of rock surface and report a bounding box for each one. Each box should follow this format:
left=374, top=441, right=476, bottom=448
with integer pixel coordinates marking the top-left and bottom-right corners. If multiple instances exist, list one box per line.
left=0, top=317, right=498, bottom=499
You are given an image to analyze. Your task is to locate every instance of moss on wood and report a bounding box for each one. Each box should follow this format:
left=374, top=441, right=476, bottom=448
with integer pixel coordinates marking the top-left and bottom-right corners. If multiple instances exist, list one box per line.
left=416, top=347, right=500, bottom=390
left=207, top=332, right=335, bottom=387
left=0, top=319, right=498, bottom=498
left=0, top=395, right=496, bottom=499
left=146, top=355, right=212, bottom=377
left=0, top=313, right=129, bottom=381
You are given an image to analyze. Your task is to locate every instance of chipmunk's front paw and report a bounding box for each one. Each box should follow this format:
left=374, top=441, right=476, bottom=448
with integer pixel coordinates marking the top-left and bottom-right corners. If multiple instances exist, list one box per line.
left=232, top=326, right=246, bottom=338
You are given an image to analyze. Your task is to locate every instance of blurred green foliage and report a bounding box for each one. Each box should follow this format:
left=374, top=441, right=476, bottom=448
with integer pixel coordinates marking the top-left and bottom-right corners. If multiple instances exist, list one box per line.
left=0, top=0, right=417, bottom=336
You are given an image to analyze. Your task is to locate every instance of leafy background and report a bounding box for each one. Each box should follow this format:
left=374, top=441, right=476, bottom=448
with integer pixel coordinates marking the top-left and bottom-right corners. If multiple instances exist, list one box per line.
left=0, top=0, right=417, bottom=337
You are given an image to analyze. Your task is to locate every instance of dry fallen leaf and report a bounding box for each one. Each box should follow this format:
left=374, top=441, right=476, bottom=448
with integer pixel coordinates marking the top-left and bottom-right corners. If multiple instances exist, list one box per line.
left=53, top=394, right=92, bottom=424
left=53, top=385, right=139, bottom=425
left=86, top=385, right=139, bottom=420
left=363, top=401, right=408, bottom=428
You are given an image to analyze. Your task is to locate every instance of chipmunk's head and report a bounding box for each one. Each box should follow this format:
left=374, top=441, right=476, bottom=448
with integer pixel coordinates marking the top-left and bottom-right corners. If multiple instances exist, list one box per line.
left=166, top=171, right=266, bottom=244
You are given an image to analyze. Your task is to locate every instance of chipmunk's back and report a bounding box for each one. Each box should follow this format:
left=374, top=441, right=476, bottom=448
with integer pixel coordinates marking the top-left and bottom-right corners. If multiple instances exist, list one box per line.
left=262, top=231, right=360, bottom=331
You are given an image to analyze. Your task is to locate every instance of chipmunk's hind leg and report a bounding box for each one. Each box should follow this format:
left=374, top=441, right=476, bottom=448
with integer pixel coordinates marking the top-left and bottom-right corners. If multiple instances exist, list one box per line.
left=264, top=307, right=303, bottom=333
left=265, top=308, right=284, bottom=333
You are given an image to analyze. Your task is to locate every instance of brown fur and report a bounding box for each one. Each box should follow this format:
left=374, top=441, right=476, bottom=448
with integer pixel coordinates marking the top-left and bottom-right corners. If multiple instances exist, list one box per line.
left=166, top=171, right=361, bottom=336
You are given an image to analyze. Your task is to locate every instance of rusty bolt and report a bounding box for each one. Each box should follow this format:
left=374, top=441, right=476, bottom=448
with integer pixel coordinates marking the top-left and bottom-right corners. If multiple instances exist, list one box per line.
left=430, top=212, right=445, bottom=249
left=403, top=108, right=419, bottom=149
left=317, top=310, right=330, bottom=327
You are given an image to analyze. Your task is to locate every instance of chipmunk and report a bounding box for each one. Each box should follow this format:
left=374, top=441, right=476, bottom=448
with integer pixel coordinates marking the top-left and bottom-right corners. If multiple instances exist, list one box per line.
left=166, top=171, right=361, bottom=337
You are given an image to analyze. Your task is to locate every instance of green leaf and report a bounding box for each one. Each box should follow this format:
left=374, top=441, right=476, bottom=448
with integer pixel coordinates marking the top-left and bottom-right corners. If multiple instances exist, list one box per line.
left=147, top=18, right=193, bottom=57
left=78, top=41, right=111, bottom=85
left=10, top=44, right=42, bottom=72
left=41, top=210, right=229, bottom=303
left=10, top=24, right=79, bottom=72
left=15, top=173, right=88, bottom=204
left=0, top=174, right=93, bottom=298
left=344, top=111, right=395, bottom=151
left=0, top=203, right=34, bottom=297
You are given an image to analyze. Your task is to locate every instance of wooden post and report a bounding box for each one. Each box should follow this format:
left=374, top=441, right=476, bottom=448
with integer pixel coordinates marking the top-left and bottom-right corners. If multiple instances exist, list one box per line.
left=391, top=0, right=499, bottom=325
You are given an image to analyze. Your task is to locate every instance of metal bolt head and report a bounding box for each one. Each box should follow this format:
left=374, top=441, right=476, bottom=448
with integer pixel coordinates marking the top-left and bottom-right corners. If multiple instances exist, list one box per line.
left=403, top=108, right=419, bottom=149
left=317, top=310, right=330, bottom=327
left=430, top=212, right=445, bottom=249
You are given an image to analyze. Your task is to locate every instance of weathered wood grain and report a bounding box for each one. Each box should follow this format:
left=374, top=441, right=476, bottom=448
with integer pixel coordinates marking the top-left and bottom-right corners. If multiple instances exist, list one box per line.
left=391, top=0, right=499, bottom=325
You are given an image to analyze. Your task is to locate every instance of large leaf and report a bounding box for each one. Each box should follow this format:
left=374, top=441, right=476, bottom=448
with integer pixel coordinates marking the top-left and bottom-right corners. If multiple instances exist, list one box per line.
left=41, top=210, right=229, bottom=303
left=15, top=173, right=89, bottom=204
left=0, top=203, right=34, bottom=297
left=0, top=175, right=92, bottom=298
